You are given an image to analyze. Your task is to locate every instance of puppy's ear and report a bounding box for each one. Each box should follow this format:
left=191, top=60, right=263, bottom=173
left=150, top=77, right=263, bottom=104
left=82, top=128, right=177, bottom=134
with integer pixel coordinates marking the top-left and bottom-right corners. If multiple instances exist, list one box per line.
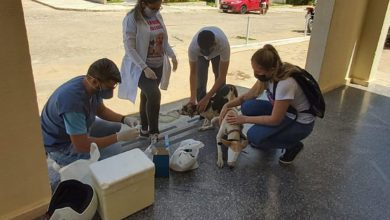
left=191, top=104, right=199, bottom=117
left=179, top=105, right=187, bottom=115
left=220, top=139, right=231, bottom=147
left=193, top=107, right=199, bottom=115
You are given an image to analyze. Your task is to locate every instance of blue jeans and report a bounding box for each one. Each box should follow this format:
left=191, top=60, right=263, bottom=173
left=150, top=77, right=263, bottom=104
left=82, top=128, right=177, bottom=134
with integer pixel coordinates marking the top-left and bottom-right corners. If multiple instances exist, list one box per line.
left=48, top=118, right=122, bottom=166
left=241, top=99, right=314, bottom=150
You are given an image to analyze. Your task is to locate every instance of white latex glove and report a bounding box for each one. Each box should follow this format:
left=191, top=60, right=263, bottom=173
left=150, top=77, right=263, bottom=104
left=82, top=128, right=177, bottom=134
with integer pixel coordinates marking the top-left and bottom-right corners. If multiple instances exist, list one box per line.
left=172, top=56, right=178, bottom=72
left=116, top=128, right=140, bottom=142
left=123, top=116, right=139, bottom=128
left=144, top=67, right=157, bottom=80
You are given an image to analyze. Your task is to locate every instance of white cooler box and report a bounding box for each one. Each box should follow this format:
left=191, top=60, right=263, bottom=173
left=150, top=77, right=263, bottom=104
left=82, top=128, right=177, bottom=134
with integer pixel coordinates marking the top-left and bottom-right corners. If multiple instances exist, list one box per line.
left=89, top=148, right=155, bottom=220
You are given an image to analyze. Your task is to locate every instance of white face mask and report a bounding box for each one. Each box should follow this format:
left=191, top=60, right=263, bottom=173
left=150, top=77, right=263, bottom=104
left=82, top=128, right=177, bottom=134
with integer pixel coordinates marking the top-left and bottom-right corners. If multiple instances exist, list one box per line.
left=144, top=7, right=159, bottom=17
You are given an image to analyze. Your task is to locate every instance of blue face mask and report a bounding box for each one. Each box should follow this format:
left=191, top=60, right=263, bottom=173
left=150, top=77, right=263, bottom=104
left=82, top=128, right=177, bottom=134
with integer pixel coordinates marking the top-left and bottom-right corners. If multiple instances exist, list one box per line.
left=144, top=7, right=159, bottom=17
left=99, top=88, right=113, bottom=99
left=97, top=82, right=113, bottom=99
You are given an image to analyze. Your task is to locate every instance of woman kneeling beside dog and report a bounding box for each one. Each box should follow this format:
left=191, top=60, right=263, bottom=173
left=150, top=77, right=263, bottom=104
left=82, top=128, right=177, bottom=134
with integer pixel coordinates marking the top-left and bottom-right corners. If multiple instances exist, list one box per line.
left=219, top=44, right=315, bottom=165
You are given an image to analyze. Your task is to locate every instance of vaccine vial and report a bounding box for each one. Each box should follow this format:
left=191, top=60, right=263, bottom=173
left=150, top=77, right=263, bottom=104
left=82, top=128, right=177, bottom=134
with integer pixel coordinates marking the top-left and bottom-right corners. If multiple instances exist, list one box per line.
left=164, top=134, right=170, bottom=148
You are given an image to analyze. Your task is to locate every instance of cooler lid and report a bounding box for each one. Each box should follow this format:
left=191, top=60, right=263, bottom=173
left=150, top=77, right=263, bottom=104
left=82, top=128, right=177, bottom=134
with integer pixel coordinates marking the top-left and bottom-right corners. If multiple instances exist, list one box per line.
left=89, top=148, right=154, bottom=189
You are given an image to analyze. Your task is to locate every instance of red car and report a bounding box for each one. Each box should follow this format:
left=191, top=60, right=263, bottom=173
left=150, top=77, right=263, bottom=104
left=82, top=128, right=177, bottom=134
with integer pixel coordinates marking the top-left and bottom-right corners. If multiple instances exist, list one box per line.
left=220, top=0, right=261, bottom=14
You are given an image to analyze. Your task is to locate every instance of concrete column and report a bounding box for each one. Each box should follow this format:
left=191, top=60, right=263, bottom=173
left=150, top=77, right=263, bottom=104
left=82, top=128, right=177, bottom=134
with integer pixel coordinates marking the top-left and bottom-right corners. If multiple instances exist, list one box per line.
left=306, top=0, right=390, bottom=92
left=349, top=0, right=390, bottom=86
left=305, top=0, right=336, bottom=82
left=0, top=1, right=51, bottom=219
left=306, top=0, right=369, bottom=92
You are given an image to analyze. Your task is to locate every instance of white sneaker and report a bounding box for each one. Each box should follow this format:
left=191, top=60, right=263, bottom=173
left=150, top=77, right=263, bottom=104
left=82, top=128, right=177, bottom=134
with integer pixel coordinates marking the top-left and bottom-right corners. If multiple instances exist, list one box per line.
left=150, top=133, right=159, bottom=144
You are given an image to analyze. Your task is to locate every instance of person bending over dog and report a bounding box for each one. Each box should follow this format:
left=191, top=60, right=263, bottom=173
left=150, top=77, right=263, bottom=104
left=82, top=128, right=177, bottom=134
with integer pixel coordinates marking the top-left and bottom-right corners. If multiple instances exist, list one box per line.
left=187, top=26, right=230, bottom=113
left=41, top=58, right=140, bottom=167
left=219, top=44, right=315, bottom=165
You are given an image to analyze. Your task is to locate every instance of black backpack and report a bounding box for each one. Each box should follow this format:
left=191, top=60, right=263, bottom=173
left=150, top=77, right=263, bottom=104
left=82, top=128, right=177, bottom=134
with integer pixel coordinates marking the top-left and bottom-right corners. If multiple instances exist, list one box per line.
left=272, top=67, right=325, bottom=118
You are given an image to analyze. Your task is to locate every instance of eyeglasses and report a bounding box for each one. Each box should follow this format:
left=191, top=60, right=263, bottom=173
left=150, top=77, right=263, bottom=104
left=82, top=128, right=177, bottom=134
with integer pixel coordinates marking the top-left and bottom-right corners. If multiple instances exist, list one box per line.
left=87, top=75, right=118, bottom=89
left=101, top=81, right=118, bottom=89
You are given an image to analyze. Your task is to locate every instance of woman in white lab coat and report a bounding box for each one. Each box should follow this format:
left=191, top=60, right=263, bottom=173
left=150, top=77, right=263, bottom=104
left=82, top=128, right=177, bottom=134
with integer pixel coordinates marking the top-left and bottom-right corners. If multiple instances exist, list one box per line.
left=118, top=0, right=177, bottom=144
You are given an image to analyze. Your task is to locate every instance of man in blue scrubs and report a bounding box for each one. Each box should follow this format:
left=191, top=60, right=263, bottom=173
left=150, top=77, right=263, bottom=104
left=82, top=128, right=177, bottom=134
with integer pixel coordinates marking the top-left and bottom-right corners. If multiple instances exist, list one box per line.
left=41, top=58, right=139, bottom=166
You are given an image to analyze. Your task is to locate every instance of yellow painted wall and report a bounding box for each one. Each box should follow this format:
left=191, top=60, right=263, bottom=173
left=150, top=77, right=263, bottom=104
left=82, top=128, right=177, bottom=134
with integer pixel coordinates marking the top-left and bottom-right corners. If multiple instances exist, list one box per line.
left=349, top=0, right=390, bottom=85
left=313, top=0, right=368, bottom=92
left=307, top=0, right=390, bottom=91
left=305, top=0, right=335, bottom=82
left=0, top=0, right=51, bottom=219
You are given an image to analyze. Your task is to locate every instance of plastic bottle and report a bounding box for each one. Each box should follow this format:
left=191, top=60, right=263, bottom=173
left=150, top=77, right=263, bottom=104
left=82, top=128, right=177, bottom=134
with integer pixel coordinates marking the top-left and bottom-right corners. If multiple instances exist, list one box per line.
left=164, top=134, right=170, bottom=149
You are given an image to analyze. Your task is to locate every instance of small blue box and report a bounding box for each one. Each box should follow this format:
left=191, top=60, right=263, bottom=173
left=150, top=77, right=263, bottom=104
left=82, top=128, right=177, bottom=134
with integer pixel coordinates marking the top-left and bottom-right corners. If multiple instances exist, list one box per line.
left=152, top=146, right=169, bottom=178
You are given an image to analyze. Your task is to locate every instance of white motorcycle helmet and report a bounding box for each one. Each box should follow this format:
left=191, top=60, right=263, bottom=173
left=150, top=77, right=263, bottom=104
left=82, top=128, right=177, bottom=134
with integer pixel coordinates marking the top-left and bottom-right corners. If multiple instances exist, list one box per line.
left=46, top=179, right=97, bottom=220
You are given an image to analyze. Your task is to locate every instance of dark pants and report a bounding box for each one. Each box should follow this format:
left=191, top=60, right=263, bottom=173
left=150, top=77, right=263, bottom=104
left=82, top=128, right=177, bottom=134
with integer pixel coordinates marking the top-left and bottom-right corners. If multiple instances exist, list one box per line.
left=196, top=55, right=220, bottom=101
left=138, top=65, right=163, bottom=134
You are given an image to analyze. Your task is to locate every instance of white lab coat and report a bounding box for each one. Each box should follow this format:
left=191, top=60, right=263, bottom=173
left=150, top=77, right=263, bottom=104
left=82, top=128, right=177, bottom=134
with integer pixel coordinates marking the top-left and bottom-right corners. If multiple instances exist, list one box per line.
left=118, top=11, right=175, bottom=103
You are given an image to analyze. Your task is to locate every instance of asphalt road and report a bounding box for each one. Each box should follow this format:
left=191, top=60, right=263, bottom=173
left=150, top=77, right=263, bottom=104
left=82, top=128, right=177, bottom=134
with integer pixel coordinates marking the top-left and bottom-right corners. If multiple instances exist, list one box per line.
left=22, top=0, right=308, bottom=114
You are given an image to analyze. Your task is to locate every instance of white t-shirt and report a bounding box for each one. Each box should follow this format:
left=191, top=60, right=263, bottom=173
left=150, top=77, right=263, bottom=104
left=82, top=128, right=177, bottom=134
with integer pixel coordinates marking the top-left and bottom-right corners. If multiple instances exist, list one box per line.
left=188, top=26, right=230, bottom=62
left=267, top=77, right=315, bottom=124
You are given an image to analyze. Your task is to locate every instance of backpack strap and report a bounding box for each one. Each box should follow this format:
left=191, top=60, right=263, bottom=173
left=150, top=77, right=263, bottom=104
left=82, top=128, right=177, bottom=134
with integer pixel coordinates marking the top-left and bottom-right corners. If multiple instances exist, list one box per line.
left=272, top=81, right=278, bottom=100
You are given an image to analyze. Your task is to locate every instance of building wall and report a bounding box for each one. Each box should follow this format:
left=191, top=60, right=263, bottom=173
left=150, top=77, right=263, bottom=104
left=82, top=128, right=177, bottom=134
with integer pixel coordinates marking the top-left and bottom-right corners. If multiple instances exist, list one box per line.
left=0, top=0, right=51, bottom=219
left=306, top=0, right=369, bottom=92
left=306, top=0, right=390, bottom=91
left=349, top=0, right=390, bottom=85
left=305, top=0, right=335, bottom=82
left=322, top=0, right=369, bottom=91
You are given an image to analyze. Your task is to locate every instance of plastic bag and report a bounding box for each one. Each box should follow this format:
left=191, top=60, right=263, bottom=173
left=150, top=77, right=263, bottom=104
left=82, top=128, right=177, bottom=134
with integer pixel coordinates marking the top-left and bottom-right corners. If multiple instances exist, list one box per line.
left=58, top=143, right=100, bottom=185
left=144, top=143, right=157, bottom=161
left=169, top=139, right=204, bottom=172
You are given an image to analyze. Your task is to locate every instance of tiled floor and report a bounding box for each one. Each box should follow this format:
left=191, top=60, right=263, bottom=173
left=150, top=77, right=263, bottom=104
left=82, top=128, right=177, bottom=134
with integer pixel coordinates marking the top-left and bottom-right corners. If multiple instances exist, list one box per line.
left=107, top=85, right=390, bottom=219
left=48, top=49, right=390, bottom=219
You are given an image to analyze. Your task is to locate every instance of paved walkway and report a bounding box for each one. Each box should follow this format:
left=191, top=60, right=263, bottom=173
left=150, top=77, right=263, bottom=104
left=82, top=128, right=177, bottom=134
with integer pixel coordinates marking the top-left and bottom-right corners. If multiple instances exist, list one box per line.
left=28, top=0, right=390, bottom=109
left=32, top=0, right=307, bottom=12
left=32, top=0, right=216, bottom=12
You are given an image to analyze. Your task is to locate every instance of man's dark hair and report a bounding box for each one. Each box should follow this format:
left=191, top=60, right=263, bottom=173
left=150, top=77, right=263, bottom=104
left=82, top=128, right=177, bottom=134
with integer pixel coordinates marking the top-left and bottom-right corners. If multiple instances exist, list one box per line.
left=197, top=30, right=215, bottom=50
left=87, top=58, right=121, bottom=83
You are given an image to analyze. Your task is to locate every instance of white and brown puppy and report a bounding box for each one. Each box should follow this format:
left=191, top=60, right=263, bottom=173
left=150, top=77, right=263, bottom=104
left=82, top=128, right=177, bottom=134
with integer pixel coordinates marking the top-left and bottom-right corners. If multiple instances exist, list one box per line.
left=180, top=84, right=238, bottom=131
left=215, top=108, right=248, bottom=168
